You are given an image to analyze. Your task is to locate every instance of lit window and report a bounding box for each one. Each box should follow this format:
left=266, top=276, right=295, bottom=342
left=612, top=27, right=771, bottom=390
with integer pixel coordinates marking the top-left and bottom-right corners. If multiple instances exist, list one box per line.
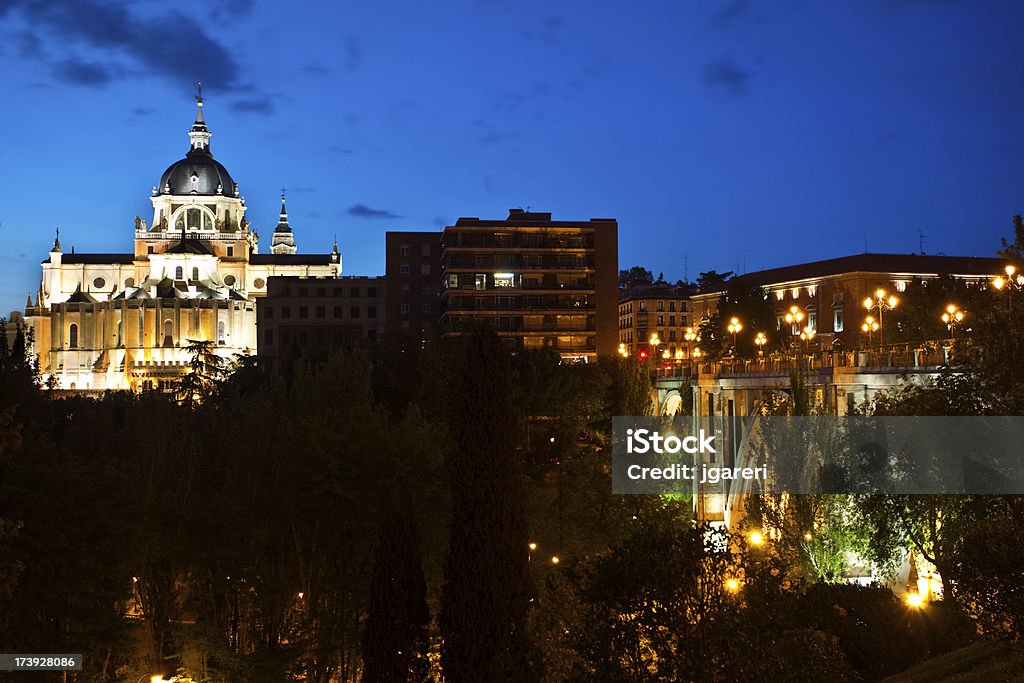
left=833, top=308, right=844, bottom=332
left=475, top=274, right=487, bottom=290
left=494, top=273, right=515, bottom=288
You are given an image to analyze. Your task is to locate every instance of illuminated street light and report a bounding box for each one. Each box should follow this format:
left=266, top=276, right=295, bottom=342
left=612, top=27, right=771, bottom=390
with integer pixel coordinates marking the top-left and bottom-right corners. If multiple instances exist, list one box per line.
left=803, top=532, right=813, bottom=542
left=726, top=578, right=740, bottom=592
left=529, top=542, right=537, bottom=551
left=749, top=530, right=764, bottom=546
left=784, top=306, right=804, bottom=336
left=905, top=592, right=924, bottom=608
left=799, top=326, right=816, bottom=352
left=754, top=331, right=767, bottom=357
left=863, top=289, right=897, bottom=347
left=861, top=315, right=879, bottom=346
left=551, top=556, right=560, bottom=565
left=648, top=333, right=661, bottom=362
left=941, top=305, right=964, bottom=341
left=727, top=316, right=743, bottom=351
left=991, top=264, right=1024, bottom=318
left=618, top=342, right=628, bottom=358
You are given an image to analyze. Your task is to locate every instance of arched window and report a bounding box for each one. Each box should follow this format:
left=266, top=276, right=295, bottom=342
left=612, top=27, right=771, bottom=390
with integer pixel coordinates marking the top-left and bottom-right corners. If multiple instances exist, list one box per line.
left=174, top=208, right=213, bottom=231
left=175, top=266, right=183, bottom=280
left=69, top=323, right=78, bottom=349
left=163, top=320, right=173, bottom=348
left=192, top=267, right=199, bottom=281
left=218, top=321, right=226, bottom=345
left=116, top=319, right=123, bottom=347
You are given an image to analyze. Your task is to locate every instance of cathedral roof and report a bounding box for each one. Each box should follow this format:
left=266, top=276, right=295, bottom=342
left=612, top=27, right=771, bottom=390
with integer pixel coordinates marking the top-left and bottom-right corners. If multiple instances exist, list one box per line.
left=164, top=238, right=217, bottom=255
left=42, top=254, right=135, bottom=264
left=250, top=254, right=337, bottom=265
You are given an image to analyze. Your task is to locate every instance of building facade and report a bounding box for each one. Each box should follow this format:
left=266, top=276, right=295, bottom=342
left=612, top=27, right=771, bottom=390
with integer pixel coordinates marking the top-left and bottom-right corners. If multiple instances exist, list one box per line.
left=25, top=97, right=341, bottom=391
left=384, top=231, right=441, bottom=337
left=257, top=275, right=384, bottom=366
left=689, top=253, right=1003, bottom=348
left=439, top=209, right=618, bottom=361
left=618, top=282, right=694, bottom=360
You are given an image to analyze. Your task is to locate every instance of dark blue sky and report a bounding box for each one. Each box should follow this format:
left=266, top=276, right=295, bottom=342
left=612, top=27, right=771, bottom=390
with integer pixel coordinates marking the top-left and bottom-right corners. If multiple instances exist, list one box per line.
left=1, top=0, right=1023, bottom=315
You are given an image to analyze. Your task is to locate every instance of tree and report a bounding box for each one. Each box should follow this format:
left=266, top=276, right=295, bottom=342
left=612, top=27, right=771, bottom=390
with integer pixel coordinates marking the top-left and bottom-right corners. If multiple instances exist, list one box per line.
left=618, top=266, right=653, bottom=289
left=362, top=511, right=430, bottom=682
left=716, top=279, right=778, bottom=356
left=440, top=329, right=533, bottom=681
left=177, top=339, right=226, bottom=406
left=696, top=270, right=733, bottom=294
left=998, top=214, right=1024, bottom=265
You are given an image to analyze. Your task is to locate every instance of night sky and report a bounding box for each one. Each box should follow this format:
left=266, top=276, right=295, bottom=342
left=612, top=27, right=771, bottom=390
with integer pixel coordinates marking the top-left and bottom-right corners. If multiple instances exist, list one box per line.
left=1, top=0, right=1022, bottom=316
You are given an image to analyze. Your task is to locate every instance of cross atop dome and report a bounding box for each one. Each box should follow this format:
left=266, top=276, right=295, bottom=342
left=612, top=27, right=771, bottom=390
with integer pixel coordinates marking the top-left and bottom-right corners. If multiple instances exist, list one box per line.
left=189, top=82, right=211, bottom=152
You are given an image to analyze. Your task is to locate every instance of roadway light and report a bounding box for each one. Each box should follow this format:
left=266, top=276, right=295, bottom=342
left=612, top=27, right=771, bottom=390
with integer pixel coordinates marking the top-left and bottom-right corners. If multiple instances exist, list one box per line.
left=754, top=331, right=767, bottom=357
left=551, top=556, right=560, bottom=565
left=727, top=317, right=743, bottom=351
left=803, top=532, right=813, bottom=541
left=726, top=578, right=740, bottom=592
left=942, top=305, right=964, bottom=340
left=905, top=592, right=923, bottom=608
left=749, top=530, right=764, bottom=546
left=864, top=289, right=898, bottom=347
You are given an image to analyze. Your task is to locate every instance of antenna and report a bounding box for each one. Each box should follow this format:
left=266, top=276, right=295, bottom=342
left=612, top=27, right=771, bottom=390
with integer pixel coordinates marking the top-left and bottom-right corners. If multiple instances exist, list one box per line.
left=917, top=228, right=926, bottom=255
left=863, top=230, right=868, bottom=254
left=683, top=253, right=689, bottom=283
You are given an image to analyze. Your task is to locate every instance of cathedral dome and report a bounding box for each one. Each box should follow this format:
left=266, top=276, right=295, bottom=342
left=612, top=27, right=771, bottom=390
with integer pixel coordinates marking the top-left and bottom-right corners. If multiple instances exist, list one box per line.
left=156, top=92, right=238, bottom=197
left=158, top=150, right=236, bottom=196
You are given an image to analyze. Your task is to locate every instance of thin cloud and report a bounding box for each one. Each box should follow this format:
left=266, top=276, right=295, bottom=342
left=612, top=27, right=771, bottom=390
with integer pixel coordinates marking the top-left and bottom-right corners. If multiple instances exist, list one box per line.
left=4, top=0, right=243, bottom=92
left=700, top=56, right=751, bottom=95
left=713, top=0, right=752, bottom=29
left=348, top=204, right=403, bottom=219
left=53, top=60, right=116, bottom=85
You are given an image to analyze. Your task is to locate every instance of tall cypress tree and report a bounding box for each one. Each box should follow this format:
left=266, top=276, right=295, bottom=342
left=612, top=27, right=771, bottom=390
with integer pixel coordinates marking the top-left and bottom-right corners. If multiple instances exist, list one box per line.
left=362, top=509, right=430, bottom=682
left=440, top=329, right=532, bottom=681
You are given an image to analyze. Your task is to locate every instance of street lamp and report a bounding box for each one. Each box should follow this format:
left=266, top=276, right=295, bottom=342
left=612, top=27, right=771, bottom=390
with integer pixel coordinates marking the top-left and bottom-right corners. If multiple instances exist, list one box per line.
left=992, top=264, right=1024, bottom=319
left=648, top=333, right=661, bottom=359
left=799, top=326, right=816, bottom=353
left=727, top=317, right=743, bottom=353
left=618, top=342, right=628, bottom=358
left=754, top=331, right=767, bottom=357
left=861, top=315, right=879, bottom=346
left=941, top=305, right=964, bottom=340
left=863, top=288, right=898, bottom=347
left=784, top=306, right=804, bottom=338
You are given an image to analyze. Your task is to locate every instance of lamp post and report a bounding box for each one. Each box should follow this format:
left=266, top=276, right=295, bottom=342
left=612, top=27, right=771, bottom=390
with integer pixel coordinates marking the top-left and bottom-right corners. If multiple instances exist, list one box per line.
left=618, top=342, right=628, bottom=358
left=941, top=305, right=964, bottom=341
left=861, top=316, right=879, bottom=347
left=863, top=288, right=898, bottom=348
left=784, top=306, right=804, bottom=342
left=727, top=317, right=743, bottom=354
left=799, top=326, right=816, bottom=353
left=992, top=264, right=1023, bottom=321
left=754, top=331, right=767, bottom=358
left=648, top=333, right=661, bottom=364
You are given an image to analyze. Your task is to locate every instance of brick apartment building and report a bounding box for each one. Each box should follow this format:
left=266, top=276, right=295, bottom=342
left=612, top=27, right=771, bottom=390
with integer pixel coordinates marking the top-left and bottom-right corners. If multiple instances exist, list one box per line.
left=439, top=209, right=618, bottom=360
left=256, top=275, right=385, bottom=366
left=384, top=231, right=441, bottom=338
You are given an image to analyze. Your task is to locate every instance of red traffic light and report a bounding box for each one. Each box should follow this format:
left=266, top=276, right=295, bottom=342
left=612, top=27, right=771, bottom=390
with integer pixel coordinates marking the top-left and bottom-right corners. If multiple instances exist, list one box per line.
left=638, top=349, right=648, bottom=360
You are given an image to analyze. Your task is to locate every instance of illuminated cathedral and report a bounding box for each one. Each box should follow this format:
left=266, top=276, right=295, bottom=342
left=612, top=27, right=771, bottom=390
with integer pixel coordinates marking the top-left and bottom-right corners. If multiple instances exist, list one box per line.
left=25, top=94, right=341, bottom=391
